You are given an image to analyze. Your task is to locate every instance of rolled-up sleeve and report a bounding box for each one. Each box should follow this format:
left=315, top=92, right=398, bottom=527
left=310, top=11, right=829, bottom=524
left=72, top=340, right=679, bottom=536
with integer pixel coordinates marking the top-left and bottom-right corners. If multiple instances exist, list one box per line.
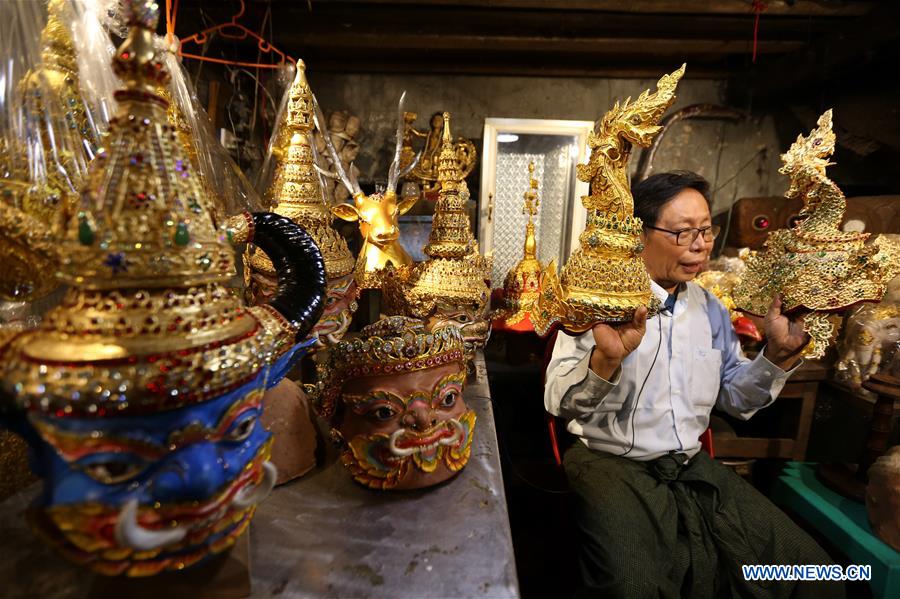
left=544, top=331, right=620, bottom=418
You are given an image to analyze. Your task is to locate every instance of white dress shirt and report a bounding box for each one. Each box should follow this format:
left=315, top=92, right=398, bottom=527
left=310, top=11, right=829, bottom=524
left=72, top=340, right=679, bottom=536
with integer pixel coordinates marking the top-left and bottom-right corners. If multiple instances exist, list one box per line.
left=544, top=280, right=798, bottom=461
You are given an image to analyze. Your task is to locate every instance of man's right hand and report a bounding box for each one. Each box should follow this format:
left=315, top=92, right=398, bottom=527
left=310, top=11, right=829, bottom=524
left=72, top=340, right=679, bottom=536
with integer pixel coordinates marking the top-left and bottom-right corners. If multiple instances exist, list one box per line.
left=589, top=306, right=649, bottom=380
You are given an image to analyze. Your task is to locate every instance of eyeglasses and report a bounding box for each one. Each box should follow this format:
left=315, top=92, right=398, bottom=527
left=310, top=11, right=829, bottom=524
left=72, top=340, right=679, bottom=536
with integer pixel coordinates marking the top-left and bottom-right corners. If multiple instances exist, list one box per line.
left=644, top=224, right=721, bottom=247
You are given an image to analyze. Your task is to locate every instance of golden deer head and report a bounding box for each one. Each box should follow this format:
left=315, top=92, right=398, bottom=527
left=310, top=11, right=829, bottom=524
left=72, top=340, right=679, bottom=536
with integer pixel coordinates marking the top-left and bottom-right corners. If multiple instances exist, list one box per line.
left=315, top=92, right=421, bottom=288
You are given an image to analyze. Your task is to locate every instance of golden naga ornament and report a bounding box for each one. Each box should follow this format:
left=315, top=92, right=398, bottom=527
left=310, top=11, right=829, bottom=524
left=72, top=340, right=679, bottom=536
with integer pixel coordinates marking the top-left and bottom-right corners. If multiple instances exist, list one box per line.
left=400, top=110, right=477, bottom=197
left=492, top=161, right=545, bottom=331
left=382, top=113, right=492, bottom=355
left=244, top=60, right=358, bottom=346
left=734, top=110, right=900, bottom=359
left=0, top=1, right=325, bottom=576
left=532, top=65, right=685, bottom=335
left=318, top=92, right=420, bottom=289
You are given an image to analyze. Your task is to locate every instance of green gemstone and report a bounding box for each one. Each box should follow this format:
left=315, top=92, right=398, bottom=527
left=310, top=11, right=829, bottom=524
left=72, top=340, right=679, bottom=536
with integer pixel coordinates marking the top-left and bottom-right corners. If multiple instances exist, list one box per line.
left=174, top=222, right=190, bottom=246
left=78, top=218, right=95, bottom=245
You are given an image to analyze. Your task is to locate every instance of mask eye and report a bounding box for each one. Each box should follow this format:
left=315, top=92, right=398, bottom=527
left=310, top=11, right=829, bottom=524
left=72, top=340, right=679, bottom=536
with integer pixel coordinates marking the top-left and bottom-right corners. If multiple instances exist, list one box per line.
left=368, top=406, right=397, bottom=421
left=227, top=415, right=258, bottom=442
left=440, top=391, right=458, bottom=409
left=81, top=460, right=145, bottom=485
left=455, top=313, right=471, bottom=323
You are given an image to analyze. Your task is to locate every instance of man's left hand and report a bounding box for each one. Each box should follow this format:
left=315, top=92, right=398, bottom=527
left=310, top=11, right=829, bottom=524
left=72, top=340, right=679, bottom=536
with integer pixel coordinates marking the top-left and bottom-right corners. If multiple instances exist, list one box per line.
left=762, top=294, right=810, bottom=371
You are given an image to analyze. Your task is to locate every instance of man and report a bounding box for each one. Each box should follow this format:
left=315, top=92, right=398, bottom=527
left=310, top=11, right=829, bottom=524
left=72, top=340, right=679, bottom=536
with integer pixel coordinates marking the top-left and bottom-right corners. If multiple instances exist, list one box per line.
left=545, top=171, right=843, bottom=598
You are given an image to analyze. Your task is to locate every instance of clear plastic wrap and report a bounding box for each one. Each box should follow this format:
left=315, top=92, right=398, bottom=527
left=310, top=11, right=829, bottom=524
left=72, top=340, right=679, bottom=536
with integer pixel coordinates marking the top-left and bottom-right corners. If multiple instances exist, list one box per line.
left=1, top=0, right=115, bottom=231
left=162, top=46, right=265, bottom=219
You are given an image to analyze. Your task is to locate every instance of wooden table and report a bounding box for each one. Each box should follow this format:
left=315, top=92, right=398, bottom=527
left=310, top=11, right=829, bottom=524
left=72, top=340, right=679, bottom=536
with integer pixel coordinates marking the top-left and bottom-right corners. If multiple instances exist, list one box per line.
left=0, top=353, right=520, bottom=598
left=773, top=462, right=900, bottom=599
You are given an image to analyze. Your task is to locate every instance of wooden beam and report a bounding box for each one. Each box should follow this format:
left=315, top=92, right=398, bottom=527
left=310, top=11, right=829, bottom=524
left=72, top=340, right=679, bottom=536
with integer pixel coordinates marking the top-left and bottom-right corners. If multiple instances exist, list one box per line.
left=287, top=32, right=805, bottom=55
left=296, top=0, right=875, bottom=17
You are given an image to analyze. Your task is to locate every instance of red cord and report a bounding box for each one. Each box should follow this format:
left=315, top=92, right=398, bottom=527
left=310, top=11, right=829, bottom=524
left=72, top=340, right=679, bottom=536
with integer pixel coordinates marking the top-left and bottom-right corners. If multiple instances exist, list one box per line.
left=752, top=1, right=768, bottom=63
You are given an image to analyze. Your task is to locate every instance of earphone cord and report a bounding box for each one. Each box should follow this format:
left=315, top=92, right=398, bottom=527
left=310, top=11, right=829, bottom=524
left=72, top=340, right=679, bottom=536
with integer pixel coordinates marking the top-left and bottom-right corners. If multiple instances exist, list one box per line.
left=620, top=314, right=664, bottom=457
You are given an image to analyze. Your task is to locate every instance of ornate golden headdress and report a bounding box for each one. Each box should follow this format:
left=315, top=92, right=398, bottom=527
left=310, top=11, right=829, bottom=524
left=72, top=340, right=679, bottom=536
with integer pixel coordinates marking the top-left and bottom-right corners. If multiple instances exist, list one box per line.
left=246, top=60, right=354, bottom=289
left=0, top=5, right=317, bottom=416
left=382, top=113, right=491, bottom=317
left=309, top=316, right=466, bottom=422
left=493, top=161, right=544, bottom=329
left=532, top=65, right=685, bottom=335
left=18, top=0, right=100, bottom=232
left=0, top=0, right=103, bottom=301
left=734, top=110, right=900, bottom=358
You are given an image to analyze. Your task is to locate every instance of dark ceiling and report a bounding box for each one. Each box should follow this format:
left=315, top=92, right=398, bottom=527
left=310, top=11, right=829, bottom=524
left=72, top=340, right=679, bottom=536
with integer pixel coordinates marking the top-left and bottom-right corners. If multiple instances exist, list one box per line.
left=169, top=1, right=889, bottom=83
left=168, top=0, right=900, bottom=162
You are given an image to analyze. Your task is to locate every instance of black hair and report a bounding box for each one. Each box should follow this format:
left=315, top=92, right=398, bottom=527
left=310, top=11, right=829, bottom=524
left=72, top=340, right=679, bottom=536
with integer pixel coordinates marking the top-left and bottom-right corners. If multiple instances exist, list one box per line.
left=632, top=170, right=711, bottom=227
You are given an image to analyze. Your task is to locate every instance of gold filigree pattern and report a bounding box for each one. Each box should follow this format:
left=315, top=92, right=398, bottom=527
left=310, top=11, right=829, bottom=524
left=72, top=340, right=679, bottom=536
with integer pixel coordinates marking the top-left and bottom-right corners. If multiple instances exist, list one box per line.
left=532, top=66, right=685, bottom=334
left=734, top=111, right=900, bottom=355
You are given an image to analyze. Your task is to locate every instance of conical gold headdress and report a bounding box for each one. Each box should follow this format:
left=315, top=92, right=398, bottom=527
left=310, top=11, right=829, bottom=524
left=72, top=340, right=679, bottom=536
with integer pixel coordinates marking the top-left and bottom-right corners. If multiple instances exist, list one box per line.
left=493, top=161, right=544, bottom=329
left=382, top=113, right=491, bottom=318
left=734, top=110, right=900, bottom=358
left=532, top=65, right=685, bottom=335
left=18, top=0, right=101, bottom=231
left=247, top=60, right=354, bottom=290
left=0, top=5, right=314, bottom=416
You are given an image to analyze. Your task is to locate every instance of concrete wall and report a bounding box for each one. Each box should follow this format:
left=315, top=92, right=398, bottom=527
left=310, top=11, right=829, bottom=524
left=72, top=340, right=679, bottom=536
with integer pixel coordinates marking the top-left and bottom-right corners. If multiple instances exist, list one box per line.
left=308, top=72, right=788, bottom=215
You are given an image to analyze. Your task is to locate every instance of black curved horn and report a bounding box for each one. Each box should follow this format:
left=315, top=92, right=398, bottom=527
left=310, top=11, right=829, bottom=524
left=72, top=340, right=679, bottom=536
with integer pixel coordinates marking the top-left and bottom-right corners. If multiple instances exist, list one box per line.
left=250, top=212, right=326, bottom=341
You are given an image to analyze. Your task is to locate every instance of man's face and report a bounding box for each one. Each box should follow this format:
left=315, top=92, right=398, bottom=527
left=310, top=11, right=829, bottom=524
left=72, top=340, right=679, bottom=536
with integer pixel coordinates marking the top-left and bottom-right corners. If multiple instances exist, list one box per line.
left=640, top=188, right=713, bottom=291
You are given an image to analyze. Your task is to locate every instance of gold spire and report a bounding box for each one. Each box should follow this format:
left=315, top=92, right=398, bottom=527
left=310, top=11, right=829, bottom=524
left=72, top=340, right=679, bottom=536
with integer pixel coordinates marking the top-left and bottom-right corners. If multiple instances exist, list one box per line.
left=18, top=0, right=96, bottom=231
left=382, top=113, right=490, bottom=320
left=248, top=60, right=354, bottom=286
left=532, top=65, right=685, bottom=335
left=734, top=110, right=900, bottom=358
left=423, top=112, right=472, bottom=259
left=57, top=12, right=231, bottom=290
left=494, top=161, right=544, bottom=328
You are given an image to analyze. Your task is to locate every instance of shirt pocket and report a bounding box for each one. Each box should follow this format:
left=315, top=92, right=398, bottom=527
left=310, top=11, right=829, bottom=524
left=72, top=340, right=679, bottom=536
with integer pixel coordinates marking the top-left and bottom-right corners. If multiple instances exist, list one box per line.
left=690, top=347, right=722, bottom=407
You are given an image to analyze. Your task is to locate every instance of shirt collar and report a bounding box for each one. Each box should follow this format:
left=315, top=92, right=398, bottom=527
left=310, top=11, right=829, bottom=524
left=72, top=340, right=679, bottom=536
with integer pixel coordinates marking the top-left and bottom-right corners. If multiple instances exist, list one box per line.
left=650, top=280, right=687, bottom=315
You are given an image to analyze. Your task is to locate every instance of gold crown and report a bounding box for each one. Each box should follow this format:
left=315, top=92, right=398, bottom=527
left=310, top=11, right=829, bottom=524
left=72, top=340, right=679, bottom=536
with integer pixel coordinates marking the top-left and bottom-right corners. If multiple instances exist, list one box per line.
left=382, top=114, right=490, bottom=316
left=247, top=61, right=354, bottom=282
left=309, top=316, right=466, bottom=422
left=532, top=65, right=685, bottom=334
left=494, top=162, right=544, bottom=327
left=54, top=8, right=231, bottom=290
left=0, top=2, right=300, bottom=417
left=734, top=110, right=900, bottom=357
left=17, top=0, right=97, bottom=232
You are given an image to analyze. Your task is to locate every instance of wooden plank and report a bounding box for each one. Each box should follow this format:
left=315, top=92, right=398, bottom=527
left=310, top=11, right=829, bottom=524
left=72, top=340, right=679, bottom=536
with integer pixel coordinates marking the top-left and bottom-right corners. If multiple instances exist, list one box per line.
left=304, top=0, right=875, bottom=17
left=288, top=32, right=805, bottom=54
